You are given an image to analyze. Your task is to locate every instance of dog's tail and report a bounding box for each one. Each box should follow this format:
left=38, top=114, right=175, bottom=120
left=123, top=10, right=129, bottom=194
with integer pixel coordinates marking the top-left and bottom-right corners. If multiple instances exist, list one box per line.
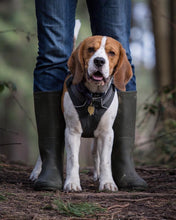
left=73, top=19, right=81, bottom=49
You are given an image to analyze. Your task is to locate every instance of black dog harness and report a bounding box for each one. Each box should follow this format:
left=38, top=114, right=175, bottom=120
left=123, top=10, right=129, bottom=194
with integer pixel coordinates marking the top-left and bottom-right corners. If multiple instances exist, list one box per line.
left=66, top=76, right=115, bottom=138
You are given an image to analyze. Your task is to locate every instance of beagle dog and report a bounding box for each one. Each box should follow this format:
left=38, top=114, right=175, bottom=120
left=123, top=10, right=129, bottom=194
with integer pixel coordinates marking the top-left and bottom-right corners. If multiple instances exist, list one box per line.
left=63, top=36, right=132, bottom=192
left=30, top=35, right=132, bottom=192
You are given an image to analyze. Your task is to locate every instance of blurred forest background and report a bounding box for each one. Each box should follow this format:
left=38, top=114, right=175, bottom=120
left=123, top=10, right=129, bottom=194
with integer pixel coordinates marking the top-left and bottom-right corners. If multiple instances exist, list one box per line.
left=0, top=0, right=175, bottom=168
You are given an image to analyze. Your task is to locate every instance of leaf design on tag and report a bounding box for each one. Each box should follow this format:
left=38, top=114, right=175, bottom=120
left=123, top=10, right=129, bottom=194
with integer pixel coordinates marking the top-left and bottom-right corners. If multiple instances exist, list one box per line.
left=88, top=105, right=95, bottom=116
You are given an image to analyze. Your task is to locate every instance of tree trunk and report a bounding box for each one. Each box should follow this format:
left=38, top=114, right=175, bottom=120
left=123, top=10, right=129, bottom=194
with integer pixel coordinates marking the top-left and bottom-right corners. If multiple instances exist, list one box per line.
left=150, top=0, right=176, bottom=120
left=170, top=0, right=176, bottom=105
left=150, top=0, right=172, bottom=88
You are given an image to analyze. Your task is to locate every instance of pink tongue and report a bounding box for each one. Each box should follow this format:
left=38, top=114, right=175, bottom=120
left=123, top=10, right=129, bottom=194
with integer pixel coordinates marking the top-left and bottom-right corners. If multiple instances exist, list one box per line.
left=92, top=74, right=103, bottom=81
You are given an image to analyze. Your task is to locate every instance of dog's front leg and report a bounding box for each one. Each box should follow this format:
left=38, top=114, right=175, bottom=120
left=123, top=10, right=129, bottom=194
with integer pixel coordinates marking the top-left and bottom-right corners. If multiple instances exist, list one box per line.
left=64, top=128, right=82, bottom=192
left=98, top=129, right=118, bottom=191
left=92, top=139, right=100, bottom=181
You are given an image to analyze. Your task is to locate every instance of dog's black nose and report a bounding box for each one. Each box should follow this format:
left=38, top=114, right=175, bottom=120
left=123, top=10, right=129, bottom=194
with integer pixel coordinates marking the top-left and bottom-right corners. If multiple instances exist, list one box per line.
left=94, top=57, right=105, bottom=67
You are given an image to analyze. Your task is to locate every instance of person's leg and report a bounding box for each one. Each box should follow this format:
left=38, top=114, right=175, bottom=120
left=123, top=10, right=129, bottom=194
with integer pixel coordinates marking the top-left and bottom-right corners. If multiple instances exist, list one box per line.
left=34, top=0, right=77, bottom=92
left=86, top=0, right=135, bottom=91
left=33, top=0, right=77, bottom=191
left=87, top=0, right=147, bottom=189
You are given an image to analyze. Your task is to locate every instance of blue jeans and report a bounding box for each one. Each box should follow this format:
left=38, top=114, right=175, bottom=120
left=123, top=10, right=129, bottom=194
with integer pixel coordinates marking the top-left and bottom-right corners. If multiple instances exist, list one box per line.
left=34, top=0, right=136, bottom=92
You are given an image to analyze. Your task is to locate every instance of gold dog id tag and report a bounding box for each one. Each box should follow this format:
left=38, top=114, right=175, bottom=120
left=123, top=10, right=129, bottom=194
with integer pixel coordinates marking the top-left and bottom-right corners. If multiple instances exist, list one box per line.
left=88, top=104, right=95, bottom=116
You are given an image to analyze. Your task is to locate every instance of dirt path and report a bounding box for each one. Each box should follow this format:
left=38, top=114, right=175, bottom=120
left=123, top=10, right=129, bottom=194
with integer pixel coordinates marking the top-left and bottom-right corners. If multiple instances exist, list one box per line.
left=0, top=155, right=175, bottom=220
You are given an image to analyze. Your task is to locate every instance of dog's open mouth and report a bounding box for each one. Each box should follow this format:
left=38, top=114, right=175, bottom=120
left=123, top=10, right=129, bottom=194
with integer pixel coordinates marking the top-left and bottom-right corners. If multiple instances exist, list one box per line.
left=91, top=71, right=104, bottom=81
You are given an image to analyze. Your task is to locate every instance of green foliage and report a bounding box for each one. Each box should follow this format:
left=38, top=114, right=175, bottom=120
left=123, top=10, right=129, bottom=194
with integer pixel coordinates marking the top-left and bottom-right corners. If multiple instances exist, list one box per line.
left=0, top=0, right=92, bottom=165
left=136, top=85, right=176, bottom=167
left=0, top=1, right=38, bottom=164
left=144, top=86, right=176, bottom=114
left=143, top=103, right=158, bottom=115
left=53, top=199, right=105, bottom=217
left=138, top=85, right=176, bottom=128
left=0, top=194, right=6, bottom=201
left=0, top=81, right=16, bottom=93
left=151, top=119, right=176, bottom=167
left=0, top=83, right=5, bottom=93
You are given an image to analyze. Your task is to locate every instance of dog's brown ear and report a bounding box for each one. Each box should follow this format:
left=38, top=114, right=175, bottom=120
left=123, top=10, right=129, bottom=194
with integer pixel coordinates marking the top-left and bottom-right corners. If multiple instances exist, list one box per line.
left=113, top=45, right=133, bottom=91
left=67, top=42, right=84, bottom=84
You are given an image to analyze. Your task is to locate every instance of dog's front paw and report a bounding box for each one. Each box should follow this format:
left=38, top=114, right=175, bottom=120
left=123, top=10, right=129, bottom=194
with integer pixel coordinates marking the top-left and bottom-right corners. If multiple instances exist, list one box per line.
left=64, top=181, right=82, bottom=192
left=99, top=181, right=118, bottom=192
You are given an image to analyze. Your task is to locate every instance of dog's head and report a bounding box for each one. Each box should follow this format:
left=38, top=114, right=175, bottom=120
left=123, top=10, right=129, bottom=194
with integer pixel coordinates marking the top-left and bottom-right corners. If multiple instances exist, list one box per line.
left=68, top=35, right=133, bottom=92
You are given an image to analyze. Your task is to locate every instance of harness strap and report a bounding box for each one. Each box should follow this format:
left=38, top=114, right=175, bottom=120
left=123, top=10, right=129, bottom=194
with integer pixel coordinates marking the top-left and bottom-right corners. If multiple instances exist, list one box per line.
left=66, top=76, right=115, bottom=137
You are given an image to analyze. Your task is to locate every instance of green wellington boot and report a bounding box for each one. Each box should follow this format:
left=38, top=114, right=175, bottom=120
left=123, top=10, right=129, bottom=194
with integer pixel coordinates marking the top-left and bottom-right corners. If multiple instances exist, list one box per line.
left=112, top=91, right=147, bottom=190
left=34, top=91, right=65, bottom=191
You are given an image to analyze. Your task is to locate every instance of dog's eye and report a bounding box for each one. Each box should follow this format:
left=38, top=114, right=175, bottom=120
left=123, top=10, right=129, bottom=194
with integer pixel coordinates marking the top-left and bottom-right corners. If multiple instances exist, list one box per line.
left=108, top=51, right=115, bottom=56
left=88, top=47, right=95, bottom=53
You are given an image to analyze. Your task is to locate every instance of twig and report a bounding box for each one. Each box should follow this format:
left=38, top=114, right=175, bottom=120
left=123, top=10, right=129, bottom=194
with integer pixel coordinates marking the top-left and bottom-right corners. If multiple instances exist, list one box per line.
left=137, top=93, right=158, bottom=129
left=96, top=212, right=113, bottom=218
left=0, top=143, right=21, bottom=147
left=110, top=197, right=154, bottom=203
left=111, top=211, right=121, bottom=219
left=137, top=90, right=158, bottom=114
left=11, top=93, right=36, bottom=130
left=0, top=28, right=36, bottom=37
left=107, top=203, right=129, bottom=210
left=69, top=192, right=176, bottom=199
left=0, top=128, right=19, bottom=135
left=151, top=1, right=176, bottom=30
left=69, top=218, right=91, bottom=220
left=129, top=197, right=154, bottom=202
left=137, top=86, right=176, bottom=129
left=0, top=29, right=17, bottom=34
left=136, top=129, right=176, bottom=147
left=1, top=81, right=36, bottom=130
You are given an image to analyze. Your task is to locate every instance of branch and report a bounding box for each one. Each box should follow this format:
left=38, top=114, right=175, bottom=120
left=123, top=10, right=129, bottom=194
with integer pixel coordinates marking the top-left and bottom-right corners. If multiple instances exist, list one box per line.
left=136, top=129, right=176, bottom=147
left=1, top=81, right=36, bottom=131
left=0, top=28, right=36, bottom=41
left=11, top=93, right=36, bottom=130
left=137, top=91, right=158, bottom=129
left=0, top=128, right=19, bottom=135
left=0, top=29, right=17, bottom=34
left=151, top=0, right=176, bottom=30
left=0, top=143, right=22, bottom=147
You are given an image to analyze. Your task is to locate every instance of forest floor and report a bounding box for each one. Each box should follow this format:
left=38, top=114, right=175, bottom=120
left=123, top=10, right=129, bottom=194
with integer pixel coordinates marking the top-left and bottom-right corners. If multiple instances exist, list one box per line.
left=0, top=154, right=176, bottom=220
